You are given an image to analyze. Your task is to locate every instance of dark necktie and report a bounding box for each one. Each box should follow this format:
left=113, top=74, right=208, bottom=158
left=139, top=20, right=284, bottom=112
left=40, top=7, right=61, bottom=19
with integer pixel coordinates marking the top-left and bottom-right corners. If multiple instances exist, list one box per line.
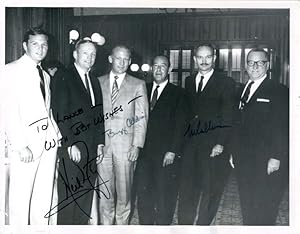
left=197, top=75, right=204, bottom=93
left=36, top=65, right=45, bottom=101
left=111, top=76, right=119, bottom=105
left=150, top=85, right=160, bottom=111
left=84, top=73, right=92, bottom=103
left=240, top=81, right=254, bottom=110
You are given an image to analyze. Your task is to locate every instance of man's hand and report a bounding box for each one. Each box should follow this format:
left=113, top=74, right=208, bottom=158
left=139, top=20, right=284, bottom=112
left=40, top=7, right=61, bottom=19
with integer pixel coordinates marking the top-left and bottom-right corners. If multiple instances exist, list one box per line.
left=127, top=146, right=140, bottom=162
left=68, top=145, right=81, bottom=163
left=210, top=144, right=224, bottom=157
left=96, top=144, right=104, bottom=164
left=20, top=146, right=33, bottom=163
left=267, top=158, right=280, bottom=175
left=162, top=152, right=176, bottom=167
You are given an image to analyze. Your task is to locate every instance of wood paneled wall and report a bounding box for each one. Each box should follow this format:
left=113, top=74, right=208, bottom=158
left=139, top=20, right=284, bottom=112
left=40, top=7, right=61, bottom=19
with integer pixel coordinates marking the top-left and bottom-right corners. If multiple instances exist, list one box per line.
left=5, top=8, right=289, bottom=85
left=67, top=9, right=289, bottom=85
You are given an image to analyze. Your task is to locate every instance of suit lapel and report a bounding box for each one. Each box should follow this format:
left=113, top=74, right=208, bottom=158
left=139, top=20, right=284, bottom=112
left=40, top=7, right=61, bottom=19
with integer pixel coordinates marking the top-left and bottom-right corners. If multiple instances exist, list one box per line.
left=71, top=65, right=91, bottom=101
left=116, top=74, right=129, bottom=101
left=247, top=77, right=270, bottom=105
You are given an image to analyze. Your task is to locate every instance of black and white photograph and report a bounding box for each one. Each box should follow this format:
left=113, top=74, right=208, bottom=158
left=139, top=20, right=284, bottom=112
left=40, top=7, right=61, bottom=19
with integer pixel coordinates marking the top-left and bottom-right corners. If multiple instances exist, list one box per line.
left=0, top=0, right=299, bottom=234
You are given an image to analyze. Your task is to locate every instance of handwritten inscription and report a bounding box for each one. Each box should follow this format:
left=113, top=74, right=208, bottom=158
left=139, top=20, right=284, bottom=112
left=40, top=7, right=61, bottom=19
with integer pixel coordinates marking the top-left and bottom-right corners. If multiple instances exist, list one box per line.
left=184, top=118, right=231, bottom=138
left=126, top=115, right=145, bottom=127
left=104, top=128, right=128, bottom=138
left=45, top=141, right=110, bottom=218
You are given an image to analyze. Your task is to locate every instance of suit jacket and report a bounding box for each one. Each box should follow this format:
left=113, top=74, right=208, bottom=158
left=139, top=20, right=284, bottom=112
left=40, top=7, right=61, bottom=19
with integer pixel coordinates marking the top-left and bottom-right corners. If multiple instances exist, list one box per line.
left=233, top=77, right=289, bottom=173
left=98, top=73, right=148, bottom=154
left=4, top=54, right=60, bottom=158
left=52, top=64, right=105, bottom=150
left=184, top=71, right=236, bottom=149
left=142, top=82, right=188, bottom=160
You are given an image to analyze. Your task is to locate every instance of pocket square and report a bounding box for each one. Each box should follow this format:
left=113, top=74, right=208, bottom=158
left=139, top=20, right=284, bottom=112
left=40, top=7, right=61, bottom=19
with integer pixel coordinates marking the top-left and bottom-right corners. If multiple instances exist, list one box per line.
left=257, top=98, right=270, bottom=102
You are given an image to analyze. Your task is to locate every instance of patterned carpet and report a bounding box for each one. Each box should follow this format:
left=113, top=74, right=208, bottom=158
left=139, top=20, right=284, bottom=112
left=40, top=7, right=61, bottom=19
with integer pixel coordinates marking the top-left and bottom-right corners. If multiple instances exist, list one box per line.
left=130, top=171, right=289, bottom=225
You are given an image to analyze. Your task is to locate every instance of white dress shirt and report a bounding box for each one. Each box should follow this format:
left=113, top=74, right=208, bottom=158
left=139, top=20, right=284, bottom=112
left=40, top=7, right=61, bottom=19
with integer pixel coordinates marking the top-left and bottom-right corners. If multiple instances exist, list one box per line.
left=195, top=68, right=214, bottom=92
left=109, top=71, right=126, bottom=94
left=74, top=63, right=95, bottom=106
left=150, top=79, right=169, bottom=101
left=240, top=74, right=267, bottom=103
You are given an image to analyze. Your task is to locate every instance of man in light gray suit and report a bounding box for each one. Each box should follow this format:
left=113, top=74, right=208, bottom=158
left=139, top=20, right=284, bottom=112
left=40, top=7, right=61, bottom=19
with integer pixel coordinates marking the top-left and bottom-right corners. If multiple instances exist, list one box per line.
left=94, top=45, right=148, bottom=224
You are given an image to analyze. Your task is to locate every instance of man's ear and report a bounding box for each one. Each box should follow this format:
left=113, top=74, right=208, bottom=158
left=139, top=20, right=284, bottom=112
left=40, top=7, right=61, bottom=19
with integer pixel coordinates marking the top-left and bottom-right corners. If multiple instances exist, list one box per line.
left=168, top=64, right=173, bottom=74
left=108, top=55, right=113, bottom=64
left=23, top=42, right=27, bottom=53
left=73, top=50, right=77, bottom=61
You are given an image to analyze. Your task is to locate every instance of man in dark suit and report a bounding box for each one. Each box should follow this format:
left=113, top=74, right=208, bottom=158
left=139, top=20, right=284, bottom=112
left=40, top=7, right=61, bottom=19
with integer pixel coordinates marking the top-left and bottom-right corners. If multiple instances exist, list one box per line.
left=178, top=44, right=235, bottom=225
left=136, top=55, right=188, bottom=224
left=232, top=48, right=289, bottom=225
left=51, top=39, right=105, bottom=224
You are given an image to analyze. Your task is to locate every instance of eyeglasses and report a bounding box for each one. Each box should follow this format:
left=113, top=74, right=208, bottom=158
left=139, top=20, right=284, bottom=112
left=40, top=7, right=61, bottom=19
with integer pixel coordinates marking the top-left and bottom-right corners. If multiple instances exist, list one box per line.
left=247, top=60, right=268, bottom=67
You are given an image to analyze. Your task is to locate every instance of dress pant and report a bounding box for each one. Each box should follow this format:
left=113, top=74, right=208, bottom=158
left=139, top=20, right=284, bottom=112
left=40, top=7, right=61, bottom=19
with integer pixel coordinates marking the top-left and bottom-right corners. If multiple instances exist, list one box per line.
left=97, top=146, right=136, bottom=225
left=9, top=147, right=57, bottom=225
left=236, top=155, right=287, bottom=225
left=178, top=142, right=230, bottom=225
left=57, top=144, right=97, bottom=225
left=136, top=153, right=178, bottom=225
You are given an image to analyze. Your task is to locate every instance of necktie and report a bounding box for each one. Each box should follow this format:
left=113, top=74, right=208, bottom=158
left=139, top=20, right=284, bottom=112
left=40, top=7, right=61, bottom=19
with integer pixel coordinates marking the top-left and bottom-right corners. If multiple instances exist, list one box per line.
left=240, top=81, right=254, bottom=110
left=84, top=73, right=92, bottom=103
left=197, top=75, right=204, bottom=93
left=36, top=65, right=45, bottom=101
left=111, top=76, right=119, bottom=105
left=150, top=85, right=160, bottom=111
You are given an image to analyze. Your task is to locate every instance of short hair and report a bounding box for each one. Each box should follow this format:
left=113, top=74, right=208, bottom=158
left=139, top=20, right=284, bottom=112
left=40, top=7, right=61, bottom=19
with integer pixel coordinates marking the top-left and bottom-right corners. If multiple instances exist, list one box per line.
left=194, top=44, right=216, bottom=56
left=247, top=48, right=270, bottom=61
left=23, top=27, right=48, bottom=44
left=74, top=39, right=97, bottom=51
left=152, top=55, right=171, bottom=68
left=111, top=45, right=131, bottom=58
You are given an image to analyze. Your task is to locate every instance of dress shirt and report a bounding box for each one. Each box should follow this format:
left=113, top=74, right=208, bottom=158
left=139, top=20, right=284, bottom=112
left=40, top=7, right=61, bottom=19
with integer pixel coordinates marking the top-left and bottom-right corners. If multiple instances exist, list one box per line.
left=109, top=71, right=126, bottom=94
left=150, top=79, right=168, bottom=101
left=239, top=74, right=267, bottom=109
left=195, top=68, right=214, bottom=92
left=74, top=63, right=95, bottom=106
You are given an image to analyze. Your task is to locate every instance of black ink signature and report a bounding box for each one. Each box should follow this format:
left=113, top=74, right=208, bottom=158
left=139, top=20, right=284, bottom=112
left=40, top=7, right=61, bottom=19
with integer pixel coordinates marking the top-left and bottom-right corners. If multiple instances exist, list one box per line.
left=126, top=115, right=145, bottom=127
left=44, top=141, right=110, bottom=219
left=104, top=128, right=128, bottom=138
left=184, top=117, right=231, bottom=138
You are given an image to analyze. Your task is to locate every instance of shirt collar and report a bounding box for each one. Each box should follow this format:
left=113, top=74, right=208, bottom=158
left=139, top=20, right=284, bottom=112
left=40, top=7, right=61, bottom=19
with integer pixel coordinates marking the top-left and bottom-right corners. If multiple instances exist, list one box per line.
left=109, top=71, right=126, bottom=80
left=248, top=74, right=267, bottom=85
left=153, top=79, right=168, bottom=90
left=22, top=54, right=41, bottom=68
left=74, top=63, right=90, bottom=78
left=197, top=68, right=214, bottom=80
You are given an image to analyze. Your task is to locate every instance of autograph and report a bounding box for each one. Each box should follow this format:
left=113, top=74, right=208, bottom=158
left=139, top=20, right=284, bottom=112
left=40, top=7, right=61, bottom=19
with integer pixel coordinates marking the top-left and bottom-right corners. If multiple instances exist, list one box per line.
left=44, top=141, right=110, bottom=219
left=184, top=117, right=231, bottom=138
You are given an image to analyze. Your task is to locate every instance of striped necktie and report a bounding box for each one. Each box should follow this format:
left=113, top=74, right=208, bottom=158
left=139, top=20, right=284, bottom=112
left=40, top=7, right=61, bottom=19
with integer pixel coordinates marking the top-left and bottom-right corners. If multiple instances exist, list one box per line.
left=150, top=85, right=160, bottom=111
left=111, top=75, right=119, bottom=105
left=84, top=73, right=92, bottom=103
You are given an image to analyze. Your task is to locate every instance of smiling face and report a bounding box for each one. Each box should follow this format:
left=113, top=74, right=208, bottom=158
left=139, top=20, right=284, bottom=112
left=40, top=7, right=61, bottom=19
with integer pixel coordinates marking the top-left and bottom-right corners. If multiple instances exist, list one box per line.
left=23, top=34, right=48, bottom=64
left=152, top=56, right=171, bottom=84
left=73, top=41, right=97, bottom=73
left=193, top=45, right=216, bottom=75
left=108, top=47, right=131, bottom=75
left=246, top=51, right=269, bottom=81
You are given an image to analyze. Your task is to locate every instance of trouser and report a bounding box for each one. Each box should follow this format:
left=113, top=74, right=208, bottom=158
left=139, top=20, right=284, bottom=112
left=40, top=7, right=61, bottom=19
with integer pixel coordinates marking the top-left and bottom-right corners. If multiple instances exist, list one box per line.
left=57, top=144, right=97, bottom=225
left=9, top=147, right=57, bottom=225
left=178, top=144, right=230, bottom=225
left=236, top=162, right=286, bottom=225
left=96, top=146, right=136, bottom=225
left=136, top=154, right=179, bottom=225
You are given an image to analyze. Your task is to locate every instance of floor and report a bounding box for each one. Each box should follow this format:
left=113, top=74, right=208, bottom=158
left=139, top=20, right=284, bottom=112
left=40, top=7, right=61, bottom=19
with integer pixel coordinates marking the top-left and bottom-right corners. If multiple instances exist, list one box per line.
left=129, top=171, right=289, bottom=225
